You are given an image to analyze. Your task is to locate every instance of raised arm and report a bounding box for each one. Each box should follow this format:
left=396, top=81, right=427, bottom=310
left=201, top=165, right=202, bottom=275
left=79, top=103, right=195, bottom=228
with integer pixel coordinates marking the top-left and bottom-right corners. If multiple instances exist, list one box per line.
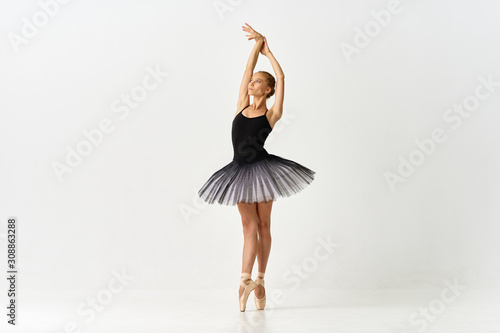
left=236, top=24, right=264, bottom=115
left=262, top=37, right=284, bottom=118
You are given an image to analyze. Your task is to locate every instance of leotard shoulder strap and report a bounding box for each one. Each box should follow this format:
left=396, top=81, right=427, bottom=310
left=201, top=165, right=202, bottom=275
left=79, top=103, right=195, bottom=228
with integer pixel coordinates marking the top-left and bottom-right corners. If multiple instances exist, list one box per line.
left=239, top=105, right=250, bottom=115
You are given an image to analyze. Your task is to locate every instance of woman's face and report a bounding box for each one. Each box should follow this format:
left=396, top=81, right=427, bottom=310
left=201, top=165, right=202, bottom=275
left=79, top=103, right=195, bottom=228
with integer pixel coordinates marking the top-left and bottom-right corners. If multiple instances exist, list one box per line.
left=249, top=75, right=268, bottom=97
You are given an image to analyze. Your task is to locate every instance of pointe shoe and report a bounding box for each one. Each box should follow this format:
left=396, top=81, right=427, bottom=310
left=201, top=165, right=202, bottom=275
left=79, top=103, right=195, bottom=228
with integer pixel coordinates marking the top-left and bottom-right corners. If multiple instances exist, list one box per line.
left=239, top=273, right=257, bottom=312
left=254, top=272, right=266, bottom=310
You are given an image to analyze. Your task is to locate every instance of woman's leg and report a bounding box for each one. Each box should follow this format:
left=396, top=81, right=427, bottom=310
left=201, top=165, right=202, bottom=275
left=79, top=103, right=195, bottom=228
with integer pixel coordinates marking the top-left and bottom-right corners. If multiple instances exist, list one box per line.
left=255, top=200, right=273, bottom=299
left=237, top=201, right=259, bottom=299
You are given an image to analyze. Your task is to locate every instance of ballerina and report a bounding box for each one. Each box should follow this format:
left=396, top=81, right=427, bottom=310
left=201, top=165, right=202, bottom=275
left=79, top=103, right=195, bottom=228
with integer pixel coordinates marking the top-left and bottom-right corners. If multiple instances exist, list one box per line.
left=198, top=23, right=316, bottom=311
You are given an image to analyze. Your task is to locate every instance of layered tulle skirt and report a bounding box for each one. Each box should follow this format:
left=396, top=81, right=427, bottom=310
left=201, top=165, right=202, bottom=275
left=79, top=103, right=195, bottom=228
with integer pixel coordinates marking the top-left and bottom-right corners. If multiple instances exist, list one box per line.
left=198, top=154, right=315, bottom=206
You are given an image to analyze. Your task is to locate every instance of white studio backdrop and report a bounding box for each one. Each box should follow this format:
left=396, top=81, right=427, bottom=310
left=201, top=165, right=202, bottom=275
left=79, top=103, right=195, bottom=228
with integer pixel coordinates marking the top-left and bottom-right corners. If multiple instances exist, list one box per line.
left=1, top=0, right=500, bottom=300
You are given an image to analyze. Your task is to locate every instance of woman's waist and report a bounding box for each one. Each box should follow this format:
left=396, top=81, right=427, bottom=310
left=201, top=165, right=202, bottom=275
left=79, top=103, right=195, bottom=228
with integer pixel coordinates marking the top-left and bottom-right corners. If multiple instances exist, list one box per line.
left=232, top=148, right=269, bottom=164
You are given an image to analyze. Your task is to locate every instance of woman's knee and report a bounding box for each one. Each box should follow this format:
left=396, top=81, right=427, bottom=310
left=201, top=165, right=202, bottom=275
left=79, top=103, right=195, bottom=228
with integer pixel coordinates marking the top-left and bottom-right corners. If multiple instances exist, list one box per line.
left=242, top=218, right=259, bottom=235
left=257, top=219, right=271, bottom=236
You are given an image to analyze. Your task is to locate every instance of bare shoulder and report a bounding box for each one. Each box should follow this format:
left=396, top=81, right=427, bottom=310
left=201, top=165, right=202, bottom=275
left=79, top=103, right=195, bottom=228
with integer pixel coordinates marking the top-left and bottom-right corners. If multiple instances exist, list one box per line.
left=266, top=105, right=282, bottom=129
left=234, top=102, right=249, bottom=120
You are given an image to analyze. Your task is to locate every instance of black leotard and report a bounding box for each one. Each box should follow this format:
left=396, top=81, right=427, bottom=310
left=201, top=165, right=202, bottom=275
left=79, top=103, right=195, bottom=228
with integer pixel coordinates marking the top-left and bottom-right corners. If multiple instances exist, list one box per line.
left=232, top=105, right=272, bottom=164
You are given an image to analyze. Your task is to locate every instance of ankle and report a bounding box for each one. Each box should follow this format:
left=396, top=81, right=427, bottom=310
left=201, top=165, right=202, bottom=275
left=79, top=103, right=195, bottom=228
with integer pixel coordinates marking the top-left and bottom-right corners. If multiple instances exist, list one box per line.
left=241, top=272, right=252, bottom=284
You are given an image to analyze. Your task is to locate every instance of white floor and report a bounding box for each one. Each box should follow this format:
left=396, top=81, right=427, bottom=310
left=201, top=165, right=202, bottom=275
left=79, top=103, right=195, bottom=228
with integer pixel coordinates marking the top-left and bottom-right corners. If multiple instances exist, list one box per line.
left=2, top=289, right=500, bottom=333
